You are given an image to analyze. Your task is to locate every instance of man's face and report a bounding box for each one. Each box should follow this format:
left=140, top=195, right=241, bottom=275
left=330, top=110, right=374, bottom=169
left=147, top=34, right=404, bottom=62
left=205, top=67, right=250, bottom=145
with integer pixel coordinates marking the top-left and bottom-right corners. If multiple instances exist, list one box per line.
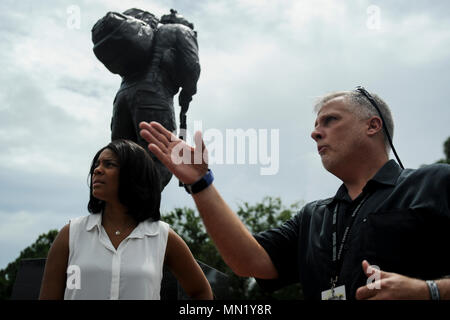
left=311, top=97, right=367, bottom=175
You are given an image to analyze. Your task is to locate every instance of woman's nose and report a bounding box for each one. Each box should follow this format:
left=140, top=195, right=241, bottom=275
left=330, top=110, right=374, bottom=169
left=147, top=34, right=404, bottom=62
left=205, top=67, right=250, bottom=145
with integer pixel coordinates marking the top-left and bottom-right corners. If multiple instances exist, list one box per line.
left=93, top=165, right=103, bottom=175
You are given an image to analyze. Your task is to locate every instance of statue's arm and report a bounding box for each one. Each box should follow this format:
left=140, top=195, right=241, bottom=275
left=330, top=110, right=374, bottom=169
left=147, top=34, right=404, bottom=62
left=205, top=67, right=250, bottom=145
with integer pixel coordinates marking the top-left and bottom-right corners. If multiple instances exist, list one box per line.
left=175, top=27, right=201, bottom=110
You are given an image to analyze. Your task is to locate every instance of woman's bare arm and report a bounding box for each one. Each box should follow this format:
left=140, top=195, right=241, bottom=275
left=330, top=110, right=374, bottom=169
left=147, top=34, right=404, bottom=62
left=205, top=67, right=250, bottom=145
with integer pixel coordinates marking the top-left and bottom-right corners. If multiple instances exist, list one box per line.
left=164, top=228, right=213, bottom=300
left=39, top=224, right=69, bottom=300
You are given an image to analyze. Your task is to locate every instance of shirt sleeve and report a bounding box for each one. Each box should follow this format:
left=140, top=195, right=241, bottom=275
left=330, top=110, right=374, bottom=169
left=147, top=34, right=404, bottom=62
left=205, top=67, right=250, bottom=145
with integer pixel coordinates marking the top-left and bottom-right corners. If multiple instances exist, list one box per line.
left=409, top=163, right=450, bottom=219
left=253, top=209, right=303, bottom=292
left=437, top=164, right=450, bottom=218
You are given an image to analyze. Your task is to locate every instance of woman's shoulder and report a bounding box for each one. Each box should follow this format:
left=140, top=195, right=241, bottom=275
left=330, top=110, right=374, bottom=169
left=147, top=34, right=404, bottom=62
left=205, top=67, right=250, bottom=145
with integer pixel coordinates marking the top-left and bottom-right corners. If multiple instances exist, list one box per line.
left=69, top=214, right=101, bottom=228
left=139, top=219, right=170, bottom=236
left=63, top=214, right=102, bottom=242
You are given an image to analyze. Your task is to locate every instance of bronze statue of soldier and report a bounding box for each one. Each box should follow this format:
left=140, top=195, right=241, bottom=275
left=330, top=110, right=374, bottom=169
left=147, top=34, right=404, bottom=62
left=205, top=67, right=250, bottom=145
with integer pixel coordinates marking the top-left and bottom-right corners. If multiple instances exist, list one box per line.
left=92, top=8, right=200, bottom=191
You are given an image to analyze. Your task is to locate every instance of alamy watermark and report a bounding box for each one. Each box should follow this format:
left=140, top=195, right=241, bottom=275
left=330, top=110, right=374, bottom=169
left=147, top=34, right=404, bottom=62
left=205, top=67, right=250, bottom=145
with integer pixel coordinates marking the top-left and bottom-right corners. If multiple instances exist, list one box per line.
left=365, top=264, right=381, bottom=289
left=67, top=5, right=81, bottom=30
left=366, top=5, right=381, bottom=31
left=173, top=121, right=280, bottom=176
left=66, top=265, right=81, bottom=290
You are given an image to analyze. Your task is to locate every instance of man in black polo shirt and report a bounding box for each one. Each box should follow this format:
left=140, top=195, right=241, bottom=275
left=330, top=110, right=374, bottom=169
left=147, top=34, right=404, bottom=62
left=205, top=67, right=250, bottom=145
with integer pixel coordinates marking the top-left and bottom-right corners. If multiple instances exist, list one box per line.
left=139, top=88, right=450, bottom=300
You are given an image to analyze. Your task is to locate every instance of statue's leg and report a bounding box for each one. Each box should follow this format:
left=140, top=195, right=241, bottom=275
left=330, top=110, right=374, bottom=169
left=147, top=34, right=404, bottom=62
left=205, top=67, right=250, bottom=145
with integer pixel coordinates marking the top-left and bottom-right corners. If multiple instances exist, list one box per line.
left=132, top=90, right=177, bottom=191
left=111, top=89, right=137, bottom=142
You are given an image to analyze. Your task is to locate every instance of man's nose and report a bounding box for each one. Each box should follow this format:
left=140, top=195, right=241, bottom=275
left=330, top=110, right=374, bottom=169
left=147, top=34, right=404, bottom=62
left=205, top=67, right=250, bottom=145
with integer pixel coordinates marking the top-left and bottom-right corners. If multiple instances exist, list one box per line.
left=311, top=128, right=323, bottom=142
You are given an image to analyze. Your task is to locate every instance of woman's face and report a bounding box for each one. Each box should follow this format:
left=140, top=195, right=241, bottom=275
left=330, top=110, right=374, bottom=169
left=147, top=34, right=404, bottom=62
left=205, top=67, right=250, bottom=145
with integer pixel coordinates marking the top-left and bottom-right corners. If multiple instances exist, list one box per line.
left=91, top=148, right=120, bottom=202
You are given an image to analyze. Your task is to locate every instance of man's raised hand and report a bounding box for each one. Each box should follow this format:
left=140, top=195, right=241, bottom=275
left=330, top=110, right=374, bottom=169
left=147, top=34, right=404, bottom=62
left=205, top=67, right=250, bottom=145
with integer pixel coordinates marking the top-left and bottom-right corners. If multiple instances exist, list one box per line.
left=139, top=121, right=208, bottom=185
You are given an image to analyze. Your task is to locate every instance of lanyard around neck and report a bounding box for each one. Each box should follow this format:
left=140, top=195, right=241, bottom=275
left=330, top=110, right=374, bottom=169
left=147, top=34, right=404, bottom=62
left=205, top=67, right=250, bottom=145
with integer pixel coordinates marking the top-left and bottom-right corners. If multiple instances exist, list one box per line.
left=331, top=192, right=371, bottom=280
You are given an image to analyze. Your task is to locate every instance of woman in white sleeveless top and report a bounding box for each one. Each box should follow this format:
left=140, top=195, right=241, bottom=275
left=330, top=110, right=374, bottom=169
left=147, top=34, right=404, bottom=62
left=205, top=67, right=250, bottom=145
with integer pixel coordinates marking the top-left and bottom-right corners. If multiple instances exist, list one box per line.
left=39, top=140, right=213, bottom=299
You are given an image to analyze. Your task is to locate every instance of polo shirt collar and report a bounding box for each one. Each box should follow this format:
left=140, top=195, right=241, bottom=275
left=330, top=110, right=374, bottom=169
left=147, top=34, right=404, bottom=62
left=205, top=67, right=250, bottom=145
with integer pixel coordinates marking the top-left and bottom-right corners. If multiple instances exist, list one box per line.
left=368, top=159, right=402, bottom=187
left=332, top=160, right=403, bottom=204
left=85, top=213, right=160, bottom=238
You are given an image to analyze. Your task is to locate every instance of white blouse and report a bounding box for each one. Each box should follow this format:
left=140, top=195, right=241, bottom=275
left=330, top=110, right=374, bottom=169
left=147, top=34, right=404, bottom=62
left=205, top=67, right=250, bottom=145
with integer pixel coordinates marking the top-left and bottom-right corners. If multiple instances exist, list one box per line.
left=63, top=214, right=169, bottom=300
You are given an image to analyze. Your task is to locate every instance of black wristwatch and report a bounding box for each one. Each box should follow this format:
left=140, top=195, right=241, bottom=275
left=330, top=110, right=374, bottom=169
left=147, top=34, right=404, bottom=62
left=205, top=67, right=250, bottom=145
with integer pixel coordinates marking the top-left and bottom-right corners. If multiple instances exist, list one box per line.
left=184, top=169, right=214, bottom=194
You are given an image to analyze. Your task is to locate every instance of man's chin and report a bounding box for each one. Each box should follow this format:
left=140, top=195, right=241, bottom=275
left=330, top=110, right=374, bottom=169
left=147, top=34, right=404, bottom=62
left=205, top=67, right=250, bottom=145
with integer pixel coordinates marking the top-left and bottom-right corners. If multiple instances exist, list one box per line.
left=321, top=157, right=337, bottom=174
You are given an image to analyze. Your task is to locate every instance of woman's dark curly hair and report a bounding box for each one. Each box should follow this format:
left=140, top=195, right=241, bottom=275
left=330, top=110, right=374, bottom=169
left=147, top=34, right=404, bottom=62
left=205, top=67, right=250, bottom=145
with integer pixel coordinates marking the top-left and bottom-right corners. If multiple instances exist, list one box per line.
left=87, top=139, right=161, bottom=222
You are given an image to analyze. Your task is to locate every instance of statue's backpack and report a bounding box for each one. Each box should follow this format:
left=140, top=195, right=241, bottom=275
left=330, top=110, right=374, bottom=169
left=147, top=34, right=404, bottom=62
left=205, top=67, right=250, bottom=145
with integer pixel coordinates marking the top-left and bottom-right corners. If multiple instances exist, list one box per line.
left=91, top=11, right=155, bottom=77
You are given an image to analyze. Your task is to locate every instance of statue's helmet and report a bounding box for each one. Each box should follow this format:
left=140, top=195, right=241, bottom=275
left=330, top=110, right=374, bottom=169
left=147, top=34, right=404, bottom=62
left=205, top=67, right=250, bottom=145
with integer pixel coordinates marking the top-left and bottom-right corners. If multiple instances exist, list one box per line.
left=160, top=9, right=194, bottom=30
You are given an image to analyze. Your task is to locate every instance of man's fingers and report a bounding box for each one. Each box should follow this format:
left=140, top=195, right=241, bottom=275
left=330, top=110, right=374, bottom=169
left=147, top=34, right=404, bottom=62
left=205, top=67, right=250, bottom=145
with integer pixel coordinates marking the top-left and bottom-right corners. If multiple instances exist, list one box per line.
left=357, top=260, right=378, bottom=300
left=357, top=260, right=389, bottom=300
left=362, top=260, right=372, bottom=276
left=139, top=121, right=177, bottom=145
left=362, top=260, right=389, bottom=280
left=362, top=260, right=382, bottom=277
left=194, top=131, right=202, bottom=148
left=148, top=124, right=172, bottom=148
left=194, top=131, right=208, bottom=165
left=148, top=143, right=172, bottom=168
left=140, top=128, right=169, bottom=154
left=355, top=284, right=378, bottom=300
left=141, top=121, right=207, bottom=168
left=150, top=121, right=177, bottom=142
left=139, top=121, right=152, bottom=131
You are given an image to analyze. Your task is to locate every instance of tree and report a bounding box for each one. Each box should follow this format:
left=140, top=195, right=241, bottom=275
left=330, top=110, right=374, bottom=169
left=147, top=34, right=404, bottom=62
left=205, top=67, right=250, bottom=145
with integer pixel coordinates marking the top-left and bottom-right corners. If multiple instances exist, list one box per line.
left=163, top=196, right=304, bottom=299
left=436, top=136, right=450, bottom=164
left=420, top=137, right=450, bottom=166
left=0, top=230, right=58, bottom=300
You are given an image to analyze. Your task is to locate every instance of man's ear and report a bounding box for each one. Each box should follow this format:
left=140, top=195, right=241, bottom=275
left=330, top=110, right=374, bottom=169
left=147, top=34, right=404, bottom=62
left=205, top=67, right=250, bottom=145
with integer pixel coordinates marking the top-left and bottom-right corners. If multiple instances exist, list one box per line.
left=366, top=116, right=383, bottom=137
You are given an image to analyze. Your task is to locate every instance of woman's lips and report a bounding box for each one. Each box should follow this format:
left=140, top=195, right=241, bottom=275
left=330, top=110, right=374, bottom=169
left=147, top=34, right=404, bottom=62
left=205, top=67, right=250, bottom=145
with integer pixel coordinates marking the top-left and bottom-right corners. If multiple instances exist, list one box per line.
left=93, top=181, right=105, bottom=187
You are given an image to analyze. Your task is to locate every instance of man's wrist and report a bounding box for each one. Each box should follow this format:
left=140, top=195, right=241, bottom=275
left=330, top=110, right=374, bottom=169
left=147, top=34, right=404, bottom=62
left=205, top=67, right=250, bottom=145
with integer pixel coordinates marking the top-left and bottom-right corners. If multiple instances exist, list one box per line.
left=426, top=280, right=441, bottom=300
left=435, top=278, right=450, bottom=300
left=184, top=169, right=214, bottom=194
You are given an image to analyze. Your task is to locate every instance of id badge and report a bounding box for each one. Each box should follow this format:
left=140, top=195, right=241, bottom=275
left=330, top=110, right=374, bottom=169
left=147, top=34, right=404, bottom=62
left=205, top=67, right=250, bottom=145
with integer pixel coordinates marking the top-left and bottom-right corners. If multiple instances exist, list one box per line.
left=321, top=285, right=346, bottom=300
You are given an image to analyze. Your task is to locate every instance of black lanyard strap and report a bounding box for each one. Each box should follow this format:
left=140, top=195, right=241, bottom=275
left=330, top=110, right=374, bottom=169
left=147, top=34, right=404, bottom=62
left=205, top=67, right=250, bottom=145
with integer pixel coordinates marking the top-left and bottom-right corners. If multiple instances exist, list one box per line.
left=331, top=192, right=371, bottom=280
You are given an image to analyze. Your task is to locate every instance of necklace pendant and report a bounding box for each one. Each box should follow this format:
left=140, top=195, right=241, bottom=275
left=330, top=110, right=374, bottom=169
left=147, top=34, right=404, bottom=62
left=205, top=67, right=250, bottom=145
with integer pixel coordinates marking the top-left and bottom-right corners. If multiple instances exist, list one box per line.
left=115, top=230, right=121, bottom=236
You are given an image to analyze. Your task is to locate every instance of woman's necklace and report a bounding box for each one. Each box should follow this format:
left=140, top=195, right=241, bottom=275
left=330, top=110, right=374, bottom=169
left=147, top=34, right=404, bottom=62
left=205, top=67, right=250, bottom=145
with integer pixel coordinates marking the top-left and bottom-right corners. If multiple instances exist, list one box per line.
left=116, top=219, right=136, bottom=235
left=104, top=216, right=136, bottom=236
left=113, top=222, right=134, bottom=236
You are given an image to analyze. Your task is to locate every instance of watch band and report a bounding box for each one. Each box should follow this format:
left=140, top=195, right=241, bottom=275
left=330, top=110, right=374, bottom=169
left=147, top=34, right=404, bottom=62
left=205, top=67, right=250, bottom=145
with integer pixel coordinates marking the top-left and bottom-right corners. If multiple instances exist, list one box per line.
left=184, top=169, right=214, bottom=194
left=426, top=280, right=440, bottom=300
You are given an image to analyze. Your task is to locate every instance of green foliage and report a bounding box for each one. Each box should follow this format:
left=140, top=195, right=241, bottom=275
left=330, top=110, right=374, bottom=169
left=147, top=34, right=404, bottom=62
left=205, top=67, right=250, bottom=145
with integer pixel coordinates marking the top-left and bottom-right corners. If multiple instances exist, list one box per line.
left=444, top=137, right=450, bottom=161
left=163, top=207, right=228, bottom=273
left=0, top=229, right=58, bottom=300
left=435, top=137, right=450, bottom=164
left=163, top=196, right=304, bottom=299
left=421, top=137, right=450, bottom=166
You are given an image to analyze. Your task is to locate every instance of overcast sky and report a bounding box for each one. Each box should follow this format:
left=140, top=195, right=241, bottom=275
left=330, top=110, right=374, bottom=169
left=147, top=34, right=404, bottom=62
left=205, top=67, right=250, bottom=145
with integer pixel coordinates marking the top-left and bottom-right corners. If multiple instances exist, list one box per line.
left=1, top=0, right=449, bottom=269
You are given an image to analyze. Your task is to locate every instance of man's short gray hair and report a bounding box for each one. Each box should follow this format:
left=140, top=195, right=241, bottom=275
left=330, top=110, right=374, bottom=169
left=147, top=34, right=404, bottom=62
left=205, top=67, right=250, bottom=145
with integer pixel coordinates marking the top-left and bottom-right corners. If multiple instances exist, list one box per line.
left=314, top=90, right=394, bottom=155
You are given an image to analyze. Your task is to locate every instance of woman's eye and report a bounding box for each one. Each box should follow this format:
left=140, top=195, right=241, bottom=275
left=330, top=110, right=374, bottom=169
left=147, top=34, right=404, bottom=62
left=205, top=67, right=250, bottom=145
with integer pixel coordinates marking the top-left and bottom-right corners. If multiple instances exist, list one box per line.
left=106, top=162, right=117, bottom=167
